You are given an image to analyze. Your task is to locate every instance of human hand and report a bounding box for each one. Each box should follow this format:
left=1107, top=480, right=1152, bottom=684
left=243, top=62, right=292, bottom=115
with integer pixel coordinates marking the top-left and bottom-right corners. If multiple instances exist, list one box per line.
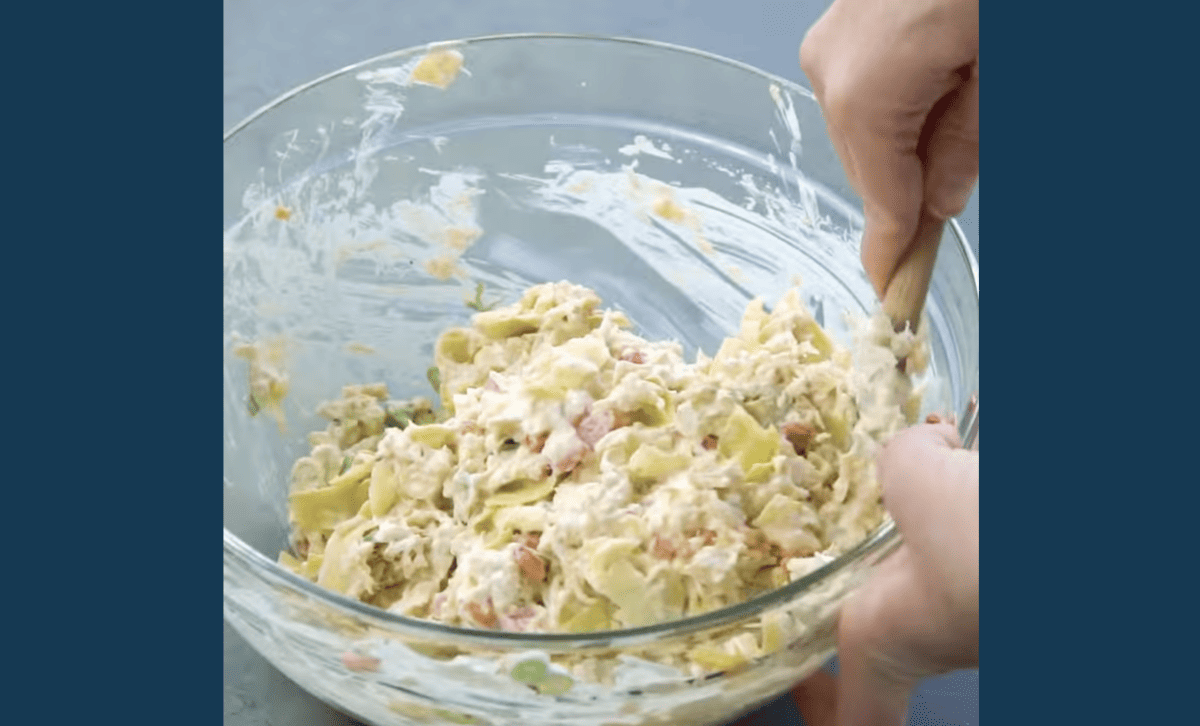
left=790, top=424, right=979, bottom=726
left=800, top=0, right=979, bottom=301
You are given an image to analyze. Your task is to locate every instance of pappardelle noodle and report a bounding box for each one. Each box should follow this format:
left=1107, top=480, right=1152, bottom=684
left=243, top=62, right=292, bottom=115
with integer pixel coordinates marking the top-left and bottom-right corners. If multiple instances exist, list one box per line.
left=280, top=282, right=925, bottom=636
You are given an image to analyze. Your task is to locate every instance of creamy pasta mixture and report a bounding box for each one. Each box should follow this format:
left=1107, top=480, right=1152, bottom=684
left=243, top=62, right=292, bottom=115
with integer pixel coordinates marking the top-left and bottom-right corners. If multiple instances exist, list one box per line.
left=280, top=281, right=924, bottom=634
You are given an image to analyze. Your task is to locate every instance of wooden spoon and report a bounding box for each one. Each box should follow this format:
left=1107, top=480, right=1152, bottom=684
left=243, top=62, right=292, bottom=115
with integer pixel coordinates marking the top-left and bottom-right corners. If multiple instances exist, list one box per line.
left=883, top=209, right=944, bottom=334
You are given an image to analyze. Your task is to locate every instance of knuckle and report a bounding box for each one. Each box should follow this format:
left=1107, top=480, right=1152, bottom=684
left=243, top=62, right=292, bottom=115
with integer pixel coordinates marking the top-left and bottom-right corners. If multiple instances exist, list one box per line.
left=820, top=86, right=855, bottom=124
left=798, top=35, right=820, bottom=77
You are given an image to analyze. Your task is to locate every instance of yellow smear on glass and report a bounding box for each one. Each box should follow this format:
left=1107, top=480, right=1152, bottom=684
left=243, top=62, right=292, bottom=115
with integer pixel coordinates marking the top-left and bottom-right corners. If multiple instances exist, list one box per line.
left=411, top=49, right=464, bottom=89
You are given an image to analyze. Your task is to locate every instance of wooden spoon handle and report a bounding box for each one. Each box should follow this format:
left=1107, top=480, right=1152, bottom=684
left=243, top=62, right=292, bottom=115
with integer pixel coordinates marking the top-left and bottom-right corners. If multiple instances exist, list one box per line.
left=883, top=210, right=944, bottom=333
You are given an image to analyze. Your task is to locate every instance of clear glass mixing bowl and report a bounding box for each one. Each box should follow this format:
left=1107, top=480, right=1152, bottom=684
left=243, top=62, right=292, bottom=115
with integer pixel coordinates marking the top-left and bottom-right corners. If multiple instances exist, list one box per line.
left=224, top=34, right=979, bottom=726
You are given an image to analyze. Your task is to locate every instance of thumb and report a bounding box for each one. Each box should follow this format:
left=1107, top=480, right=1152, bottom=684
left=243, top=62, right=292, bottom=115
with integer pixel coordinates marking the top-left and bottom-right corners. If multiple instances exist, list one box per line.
left=876, top=424, right=978, bottom=608
left=921, top=63, right=979, bottom=220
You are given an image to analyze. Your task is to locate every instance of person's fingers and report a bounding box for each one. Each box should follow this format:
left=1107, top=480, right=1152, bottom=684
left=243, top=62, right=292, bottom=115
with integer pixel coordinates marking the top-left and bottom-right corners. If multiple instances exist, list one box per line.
left=798, top=26, right=826, bottom=100
left=860, top=191, right=922, bottom=300
left=839, top=77, right=964, bottom=301
left=922, top=64, right=980, bottom=220
left=803, top=2, right=977, bottom=300
left=789, top=669, right=837, bottom=726
left=875, top=424, right=979, bottom=660
left=800, top=20, right=862, bottom=195
left=836, top=546, right=935, bottom=726
left=814, top=65, right=926, bottom=300
left=796, top=20, right=825, bottom=96
left=876, top=423, right=961, bottom=528
left=825, top=425, right=980, bottom=726
left=878, top=424, right=977, bottom=558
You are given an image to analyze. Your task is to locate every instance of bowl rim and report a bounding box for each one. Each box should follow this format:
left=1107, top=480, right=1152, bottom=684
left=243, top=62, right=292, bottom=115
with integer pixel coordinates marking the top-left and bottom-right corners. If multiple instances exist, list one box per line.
left=223, top=32, right=979, bottom=649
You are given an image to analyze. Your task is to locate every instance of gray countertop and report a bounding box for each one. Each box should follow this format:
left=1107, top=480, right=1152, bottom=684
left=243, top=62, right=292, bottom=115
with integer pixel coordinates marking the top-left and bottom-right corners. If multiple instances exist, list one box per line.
left=223, top=2, right=979, bottom=724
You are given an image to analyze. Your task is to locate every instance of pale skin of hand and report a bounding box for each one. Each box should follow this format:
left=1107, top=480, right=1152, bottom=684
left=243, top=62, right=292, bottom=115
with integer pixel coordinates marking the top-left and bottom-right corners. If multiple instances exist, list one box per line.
left=800, top=0, right=979, bottom=299
left=788, top=425, right=978, bottom=726
left=786, top=2, right=980, bottom=723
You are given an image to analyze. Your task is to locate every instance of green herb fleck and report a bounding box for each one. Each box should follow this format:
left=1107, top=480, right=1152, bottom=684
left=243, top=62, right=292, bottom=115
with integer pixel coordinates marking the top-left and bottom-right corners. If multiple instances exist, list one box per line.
left=339, top=455, right=353, bottom=474
left=385, top=405, right=414, bottom=429
left=247, top=392, right=263, bottom=416
left=427, top=366, right=442, bottom=393
left=466, top=281, right=497, bottom=312
left=511, top=659, right=548, bottom=684
left=535, top=673, right=574, bottom=696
